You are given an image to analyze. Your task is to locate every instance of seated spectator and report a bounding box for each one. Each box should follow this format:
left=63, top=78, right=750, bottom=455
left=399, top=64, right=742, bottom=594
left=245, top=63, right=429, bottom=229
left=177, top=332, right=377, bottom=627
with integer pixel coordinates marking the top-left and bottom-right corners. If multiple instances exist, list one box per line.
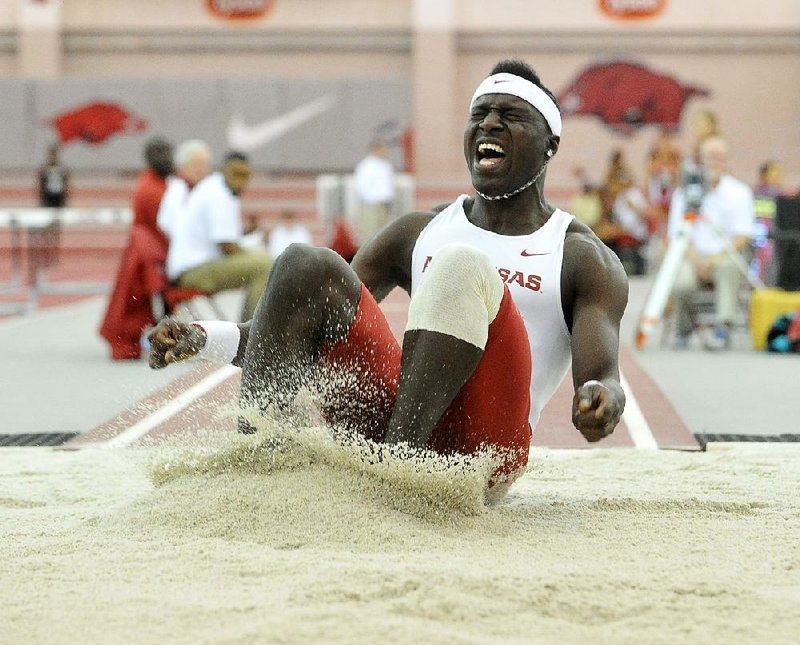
left=754, top=160, right=784, bottom=202
left=611, top=174, right=653, bottom=276
left=268, top=209, right=313, bottom=257
left=132, top=136, right=173, bottom=247
left=752, top=160, right=786, bottom=285
left=599, top=148, right=631, bottom=221
left=157, top=139, right=213, bottom=240
left=589, top=149, right=631, bottom=249
left=646, top=130, right=681, bottom=229
left=667, top=137, right=755, bottom=350
left=690, top=109, right=721, bottom=161
left=99, top=136, right=174, bottom=360
left=570, top=166, right=603, bottom=229
left=165, top=151, right=273, bottom=322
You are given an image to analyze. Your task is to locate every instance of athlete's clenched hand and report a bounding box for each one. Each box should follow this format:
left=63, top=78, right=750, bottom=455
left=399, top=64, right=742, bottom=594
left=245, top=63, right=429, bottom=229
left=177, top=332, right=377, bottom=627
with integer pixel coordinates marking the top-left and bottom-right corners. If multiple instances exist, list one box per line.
left=572, top=379, right=625, bottom=442
left=147, top=318, right=207, bottom=369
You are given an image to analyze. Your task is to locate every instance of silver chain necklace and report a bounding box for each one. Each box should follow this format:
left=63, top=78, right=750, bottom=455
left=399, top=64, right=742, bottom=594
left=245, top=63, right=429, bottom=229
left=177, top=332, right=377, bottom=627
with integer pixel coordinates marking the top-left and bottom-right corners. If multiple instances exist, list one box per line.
left=475, top=160, right=549, bottom=201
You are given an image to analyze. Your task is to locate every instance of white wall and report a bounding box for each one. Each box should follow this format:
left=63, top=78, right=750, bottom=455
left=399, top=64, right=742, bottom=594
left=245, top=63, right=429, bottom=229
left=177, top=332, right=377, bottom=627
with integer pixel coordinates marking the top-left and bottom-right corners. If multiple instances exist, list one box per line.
left=1, top=0, right=798, bottom=188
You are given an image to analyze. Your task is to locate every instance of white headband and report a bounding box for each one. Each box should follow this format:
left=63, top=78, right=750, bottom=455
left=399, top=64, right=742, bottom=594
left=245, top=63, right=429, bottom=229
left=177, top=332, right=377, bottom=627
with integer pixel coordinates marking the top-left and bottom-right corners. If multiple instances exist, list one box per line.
left=470, top=73, right=562, bottom=136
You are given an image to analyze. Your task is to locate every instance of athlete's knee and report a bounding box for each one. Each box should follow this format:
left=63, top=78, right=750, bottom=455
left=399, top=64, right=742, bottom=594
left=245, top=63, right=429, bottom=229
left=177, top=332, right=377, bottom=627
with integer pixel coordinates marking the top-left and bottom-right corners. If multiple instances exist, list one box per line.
left=407, top=243, right=504, bottom=349
left=267, top=244, right=360, bottom=316
left=269, top=244, right=332, bottom=292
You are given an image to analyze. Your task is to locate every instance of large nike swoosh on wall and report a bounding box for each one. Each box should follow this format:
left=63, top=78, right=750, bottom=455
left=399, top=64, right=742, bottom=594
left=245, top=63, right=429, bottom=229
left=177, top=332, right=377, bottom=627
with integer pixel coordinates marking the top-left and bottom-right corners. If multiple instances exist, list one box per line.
left=227, top=94, right=338, bottom=152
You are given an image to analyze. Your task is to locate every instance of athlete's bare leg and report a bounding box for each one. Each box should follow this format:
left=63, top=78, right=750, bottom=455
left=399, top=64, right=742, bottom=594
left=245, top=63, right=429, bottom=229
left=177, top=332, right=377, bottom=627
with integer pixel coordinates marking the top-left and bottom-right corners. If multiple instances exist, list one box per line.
left=385, top=243, right=500, bottom=448
left=238, top=244, right=360, bottom=432
left=384, top=330, right=482, bottom=447
left=238, top=244, right=488, bottom=449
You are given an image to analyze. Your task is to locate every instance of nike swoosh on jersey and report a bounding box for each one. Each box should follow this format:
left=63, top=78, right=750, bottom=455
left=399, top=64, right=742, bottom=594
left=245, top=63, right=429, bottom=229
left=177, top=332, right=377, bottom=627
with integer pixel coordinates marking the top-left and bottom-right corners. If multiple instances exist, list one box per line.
left=227, top=94, right=338, bottom=152
left=521, top=250, right=552, bottom=257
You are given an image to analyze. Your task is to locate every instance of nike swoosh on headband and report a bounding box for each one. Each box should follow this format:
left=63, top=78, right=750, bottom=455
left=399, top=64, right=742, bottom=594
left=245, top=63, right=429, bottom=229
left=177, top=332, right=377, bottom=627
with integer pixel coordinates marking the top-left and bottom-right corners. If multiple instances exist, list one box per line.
left=520, top=250, right=552, bottom=257
left=227, top=94, right=338, bottom=152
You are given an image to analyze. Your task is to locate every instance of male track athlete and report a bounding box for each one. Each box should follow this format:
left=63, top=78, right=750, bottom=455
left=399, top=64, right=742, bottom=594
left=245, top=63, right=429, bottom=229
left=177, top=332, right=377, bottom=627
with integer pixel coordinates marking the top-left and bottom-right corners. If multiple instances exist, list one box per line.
left=148, top=59, right=628, bottom=490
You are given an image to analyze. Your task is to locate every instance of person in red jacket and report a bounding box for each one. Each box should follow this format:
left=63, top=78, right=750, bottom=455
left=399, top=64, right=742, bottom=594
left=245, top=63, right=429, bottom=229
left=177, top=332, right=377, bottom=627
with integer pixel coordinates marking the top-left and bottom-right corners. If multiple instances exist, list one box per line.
left=132, top=137, right=173, bottom=247
left=99, top=137, right=174, bottom=360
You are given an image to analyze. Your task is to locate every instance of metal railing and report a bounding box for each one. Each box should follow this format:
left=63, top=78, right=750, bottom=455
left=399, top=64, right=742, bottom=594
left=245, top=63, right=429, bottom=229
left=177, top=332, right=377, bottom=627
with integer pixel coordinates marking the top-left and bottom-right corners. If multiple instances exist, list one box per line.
left=0, top=207, right=132, bottom=315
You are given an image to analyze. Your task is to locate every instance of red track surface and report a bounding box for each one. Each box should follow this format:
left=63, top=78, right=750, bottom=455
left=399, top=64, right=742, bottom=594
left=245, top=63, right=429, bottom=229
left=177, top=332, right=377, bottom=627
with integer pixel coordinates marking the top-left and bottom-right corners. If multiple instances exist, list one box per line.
left=69, top=288, right=698, bottom=451
left=2, top=199, right=695, bottom=450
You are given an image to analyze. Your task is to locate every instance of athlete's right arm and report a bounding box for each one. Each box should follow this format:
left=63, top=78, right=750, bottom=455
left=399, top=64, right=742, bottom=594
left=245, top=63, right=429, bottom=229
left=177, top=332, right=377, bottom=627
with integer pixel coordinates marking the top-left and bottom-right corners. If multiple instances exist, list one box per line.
left=351, top=211, right=434, bottom=302
left=148, top=317, right=251, bottom=368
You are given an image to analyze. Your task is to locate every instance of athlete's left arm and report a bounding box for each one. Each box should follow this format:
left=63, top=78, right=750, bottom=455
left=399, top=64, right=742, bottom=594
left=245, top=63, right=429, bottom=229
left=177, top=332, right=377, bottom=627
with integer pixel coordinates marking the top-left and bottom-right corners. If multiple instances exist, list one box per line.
left=564, top=232, right=629, bottom=442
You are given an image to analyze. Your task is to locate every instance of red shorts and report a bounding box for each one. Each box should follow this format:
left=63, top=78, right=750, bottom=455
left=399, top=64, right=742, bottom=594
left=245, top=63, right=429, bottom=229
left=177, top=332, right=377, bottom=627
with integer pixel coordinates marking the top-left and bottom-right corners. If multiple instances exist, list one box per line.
left=319, top=284, right=532, bottom=477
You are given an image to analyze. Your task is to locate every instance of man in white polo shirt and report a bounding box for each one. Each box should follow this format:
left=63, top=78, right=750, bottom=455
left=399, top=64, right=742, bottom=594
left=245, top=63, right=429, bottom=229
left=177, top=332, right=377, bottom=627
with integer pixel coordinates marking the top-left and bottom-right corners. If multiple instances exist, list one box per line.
left=166, top=151, right=272, bottom=321
left=668, top=136, right=754, bottom=349
left=157, top=139, right=212, bottom=240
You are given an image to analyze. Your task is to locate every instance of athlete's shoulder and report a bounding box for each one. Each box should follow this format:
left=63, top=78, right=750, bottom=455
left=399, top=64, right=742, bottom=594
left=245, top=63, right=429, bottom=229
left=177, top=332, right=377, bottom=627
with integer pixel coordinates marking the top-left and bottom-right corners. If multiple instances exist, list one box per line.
left=356, top=210, right=435, bottom=261
left=431, top=194, right=473, bottom=215
left=391, top=210, right=437, bottom=240
left=563, top=219, right=627, bottom=288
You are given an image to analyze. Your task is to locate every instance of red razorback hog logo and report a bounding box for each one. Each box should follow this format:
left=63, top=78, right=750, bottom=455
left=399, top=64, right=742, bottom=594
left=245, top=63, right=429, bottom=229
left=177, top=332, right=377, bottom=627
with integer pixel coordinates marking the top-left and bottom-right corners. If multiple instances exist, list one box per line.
left=50, top=102, right=148, bottom=145
left=598, top=0, right=667, bottom=20
left=557, top=61, right=709, bottom=133
left=206, top=0, right=274, bottom=21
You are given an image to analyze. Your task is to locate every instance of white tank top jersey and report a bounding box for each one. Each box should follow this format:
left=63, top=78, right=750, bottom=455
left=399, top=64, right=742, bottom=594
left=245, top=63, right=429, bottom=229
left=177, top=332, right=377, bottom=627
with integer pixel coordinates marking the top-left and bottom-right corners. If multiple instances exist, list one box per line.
left=411, top=194, right=574, bottom=429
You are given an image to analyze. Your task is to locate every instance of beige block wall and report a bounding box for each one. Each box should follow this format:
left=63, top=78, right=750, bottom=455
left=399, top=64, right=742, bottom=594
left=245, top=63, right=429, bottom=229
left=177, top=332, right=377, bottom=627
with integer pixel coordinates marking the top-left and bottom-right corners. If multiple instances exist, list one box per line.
left=0, top=0, right=792, bottom=31
left=1, top=0, right=798, bottom=189
left=58, top=0, right=411, bottom=30
left=62, top=50, right=411, bottom=79
left=456, top=0, right=800, bottom=31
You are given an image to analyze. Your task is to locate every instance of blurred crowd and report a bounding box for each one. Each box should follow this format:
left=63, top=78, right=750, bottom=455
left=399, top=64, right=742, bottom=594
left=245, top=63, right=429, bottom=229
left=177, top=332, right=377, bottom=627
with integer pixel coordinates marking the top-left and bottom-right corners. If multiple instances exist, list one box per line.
left=569, top=109, right=798, bottom=350
left=42, top=107, right=795, bottom=357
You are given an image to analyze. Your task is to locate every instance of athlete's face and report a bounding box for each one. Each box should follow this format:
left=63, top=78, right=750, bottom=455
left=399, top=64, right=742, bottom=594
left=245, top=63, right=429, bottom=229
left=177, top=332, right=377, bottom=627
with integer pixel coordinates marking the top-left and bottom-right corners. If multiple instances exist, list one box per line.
left=464, top=93, right=555, bottom=196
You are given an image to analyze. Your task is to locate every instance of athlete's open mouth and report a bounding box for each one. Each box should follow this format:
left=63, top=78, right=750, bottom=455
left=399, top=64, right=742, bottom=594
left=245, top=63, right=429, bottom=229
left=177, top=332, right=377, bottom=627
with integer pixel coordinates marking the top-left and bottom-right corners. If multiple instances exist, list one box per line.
left=477, top=142, right=506, bottom=169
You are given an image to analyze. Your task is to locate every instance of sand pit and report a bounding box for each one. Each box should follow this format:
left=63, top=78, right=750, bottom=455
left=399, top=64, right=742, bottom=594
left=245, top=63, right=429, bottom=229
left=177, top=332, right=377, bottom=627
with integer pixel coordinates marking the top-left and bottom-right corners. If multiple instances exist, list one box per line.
left=1, top=427, right=799, bottom=644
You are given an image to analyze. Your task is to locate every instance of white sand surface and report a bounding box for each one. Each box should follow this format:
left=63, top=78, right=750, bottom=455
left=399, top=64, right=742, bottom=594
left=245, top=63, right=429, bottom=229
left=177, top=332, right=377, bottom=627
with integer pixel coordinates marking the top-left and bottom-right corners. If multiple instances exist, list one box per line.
left=1, top=429, right=799, bottom=644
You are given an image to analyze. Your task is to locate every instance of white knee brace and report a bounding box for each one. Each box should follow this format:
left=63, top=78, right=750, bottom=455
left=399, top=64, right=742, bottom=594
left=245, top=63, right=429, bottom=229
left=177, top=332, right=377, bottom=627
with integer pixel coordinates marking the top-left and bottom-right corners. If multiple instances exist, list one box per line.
left=406, top=243, right=504, bottom=349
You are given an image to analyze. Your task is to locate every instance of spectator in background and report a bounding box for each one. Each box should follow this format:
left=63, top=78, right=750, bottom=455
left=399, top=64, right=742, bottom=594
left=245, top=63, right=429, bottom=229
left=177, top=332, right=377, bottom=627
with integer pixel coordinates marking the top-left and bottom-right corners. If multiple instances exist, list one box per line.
left=99, top=137, right=175, bottom=360
left=328, top=216, right=359, bottom=264
left=752, top=160, right=785, bottom=284
left=157, top=139, right=212, bottom=240
left=646, top=130, right=681, bottom=227
left=691, top=109, right=721, bottom=160
left=611, top=173, right=653, bottom=276
left=38, top=144, right=69, bottom=208
left=165, top=151, right=272, bottom=322
left=593, top=148, right=633, bottom=253
left=599, top=148, right=631, bottom=219
left=668, top=136, right=754, bottom=350
left=754, top=160, right=784, bottom=201
left=569, top=166, right=603, bottom=229
left=133, top=136, right=173, bottom=248
left=268, top=209, right=313, bottom=258
left=354, top=140, right=395, bottom=245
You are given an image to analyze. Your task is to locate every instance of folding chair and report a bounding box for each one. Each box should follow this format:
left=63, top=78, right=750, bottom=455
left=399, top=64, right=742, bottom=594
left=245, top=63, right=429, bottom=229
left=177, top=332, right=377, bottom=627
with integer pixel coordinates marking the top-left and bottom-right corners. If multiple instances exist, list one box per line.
left=161, top=286, right=226, bottom=321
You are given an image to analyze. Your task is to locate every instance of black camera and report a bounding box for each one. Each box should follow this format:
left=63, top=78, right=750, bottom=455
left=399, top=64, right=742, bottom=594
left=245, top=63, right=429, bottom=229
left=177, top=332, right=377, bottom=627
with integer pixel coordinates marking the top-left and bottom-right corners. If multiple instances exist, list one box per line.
left=680, top=160, right=707, bottom=213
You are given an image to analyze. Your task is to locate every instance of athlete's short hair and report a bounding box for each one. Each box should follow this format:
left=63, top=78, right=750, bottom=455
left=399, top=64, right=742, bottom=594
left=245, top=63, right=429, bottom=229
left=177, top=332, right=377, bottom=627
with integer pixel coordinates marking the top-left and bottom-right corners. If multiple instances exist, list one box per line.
left=489, top=59, right=560, bottom=113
